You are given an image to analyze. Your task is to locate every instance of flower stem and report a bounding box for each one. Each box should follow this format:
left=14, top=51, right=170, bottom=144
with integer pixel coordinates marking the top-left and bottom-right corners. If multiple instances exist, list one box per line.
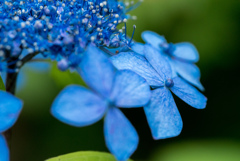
left=3, top=62, right=18, bottom=152
left=2, top=51, right=39, bottom=156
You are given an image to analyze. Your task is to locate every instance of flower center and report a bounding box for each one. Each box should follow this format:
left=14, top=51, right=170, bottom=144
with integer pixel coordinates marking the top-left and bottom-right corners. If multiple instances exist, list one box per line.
left=165, top=78, right=174, bottom=88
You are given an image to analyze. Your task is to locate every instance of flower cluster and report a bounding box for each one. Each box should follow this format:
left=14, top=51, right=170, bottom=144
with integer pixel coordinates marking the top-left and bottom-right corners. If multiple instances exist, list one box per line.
left=51, top=32, right=207, bottom=160
left=111, top=31, right=207, bottom=139
left=0, top=0, right=139, bottom=75
left=0, top=1, right=207, bottom=161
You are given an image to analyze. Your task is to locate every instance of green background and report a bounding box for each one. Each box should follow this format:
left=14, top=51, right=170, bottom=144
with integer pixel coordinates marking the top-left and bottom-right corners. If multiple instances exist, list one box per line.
left=10, top=0, right=240, bottom=160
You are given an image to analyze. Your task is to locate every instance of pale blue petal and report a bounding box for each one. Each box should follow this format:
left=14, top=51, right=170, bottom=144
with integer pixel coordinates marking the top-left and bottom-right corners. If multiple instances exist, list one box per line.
left=110, top=52, right=164, bottom=87
left=104, top=108, right=139, bottom=161
left=110, top=70, right=151, bottom=108
left=0, top=91, right=23, bottom=133
left=0, top=134, right=9, bottom=161
left=168, top=58, right=178, bottom=78
left=144, top=45, right=172, bottom=80
left=131, top=42, right=145, bottom=56
left=141, top=31, right=167, bottom=49
left=170, top=77, right=207, bottom=109
left=172, top=42, right=199, bottom=63
left=51, top=85, right=108, bottom=127
left=144, top=87, right=183, bottom=140
left=173, top=59, right=204, bottom=91
left=79, top=45, right=115, bottom=98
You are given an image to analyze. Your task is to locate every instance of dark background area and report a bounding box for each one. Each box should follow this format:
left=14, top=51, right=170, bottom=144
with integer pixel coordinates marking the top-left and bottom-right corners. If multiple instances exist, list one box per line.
left=9, top=0, right=240, bottom=160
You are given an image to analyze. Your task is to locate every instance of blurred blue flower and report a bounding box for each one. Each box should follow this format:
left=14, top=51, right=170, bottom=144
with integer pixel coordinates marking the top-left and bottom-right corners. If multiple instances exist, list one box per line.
left=0, top=91, right=23, bottom=161
left=51, top=45, right=151, bottom=161
left=111, top=45, right=207, bottom=140
left=131, top=31, right=204, bottom=91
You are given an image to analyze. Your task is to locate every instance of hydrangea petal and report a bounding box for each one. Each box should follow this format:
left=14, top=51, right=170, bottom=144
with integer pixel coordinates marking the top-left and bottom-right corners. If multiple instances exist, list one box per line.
left=170, top=77, right=207, bottom=109
left=111, top=52, right=164, bottom=87
left=79, top=45, right=115, bottom=98
left=144, top=45, right=172, bottom=80
left=131, top=42, right=145, bottom=56
left=172, top=42, right=199, bottom=63
left=141, top=31, right=167, bottom=49
left=173, top=59, right=204, bottom=91
left=104, top=107, right=139, bottom=161
left=110, top=70, right=151, bottom=108
left=51, top=85, right=107, bottom=127
left=0, top=134, right=9, bottom=161
left=0, top=91, right=23, bottom=133
left=144, top=87, right=183, bottom=140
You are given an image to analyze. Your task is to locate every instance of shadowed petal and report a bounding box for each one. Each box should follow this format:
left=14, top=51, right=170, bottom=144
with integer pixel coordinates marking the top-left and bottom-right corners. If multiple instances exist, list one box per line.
left=144, top=87, right=183, bottom=140
left=172, top=42, right=199, bottom=63
left=110, top=70, right=151, bottom=108
left=0, top=134, right=9, bottom=161
left=0, top=91, right=23, bottom=133
left=170, top=77, right=207, bottom=109
left=104, top=107, right=139, bottom=161
left=111, top=52, right=164, bottom=87
left=141, top=31, right=167, bottom=49
left=131, top=42, right=145, bottom=56
left=144, top=45, right=172, bottom=80
left=78, top=45, right=115, bottom=98
left=51, top=85, right=108, bottom=127
left=173, top=59, right=204, bottom=91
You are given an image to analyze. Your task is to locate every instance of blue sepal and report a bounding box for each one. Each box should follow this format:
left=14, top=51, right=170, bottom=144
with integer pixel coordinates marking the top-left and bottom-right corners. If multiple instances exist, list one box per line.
left=104, top=107, right=139, bottom=161
left=51, top=85, right=108, bottom=127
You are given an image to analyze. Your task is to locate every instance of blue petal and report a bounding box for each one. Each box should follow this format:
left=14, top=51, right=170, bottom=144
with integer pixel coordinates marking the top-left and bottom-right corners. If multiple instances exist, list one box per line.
left=131, top=42, right=145, bottom=56
left=0, top=134, right=9, bottom=161
left=110, top=52, right=164, bottom=87
left=172, top=59, right=204, bottom=91
left=0, top=91, right=23, bottom=133
left=170, top=77, right=207, bottom=109
left=144, top=87, right=183, bottom=139
left=141, top=31, right=167, bottom=49
left=51, top=85, right=108, bottom=127
left=104, top=107, right=139, bottom=161
left=78, top=45, right=115, bottom=98
left=144, top=45, right=172, bottom=80
left=110, top=70, right=151, bottom=108
left=172, top=42, right=199, bottom=63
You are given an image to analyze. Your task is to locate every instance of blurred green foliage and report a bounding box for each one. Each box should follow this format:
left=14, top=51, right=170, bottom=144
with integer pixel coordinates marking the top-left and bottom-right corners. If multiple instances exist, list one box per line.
left=0, top=76, right=5, bottom=90
left=151, top=140, right=240, bottom=161
left=9, top=0, right=240, bottom=161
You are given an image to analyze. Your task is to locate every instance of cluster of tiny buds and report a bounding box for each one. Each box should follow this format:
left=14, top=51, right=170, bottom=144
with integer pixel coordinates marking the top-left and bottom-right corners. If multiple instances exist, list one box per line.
left=0, top=0, right=143, bottom=73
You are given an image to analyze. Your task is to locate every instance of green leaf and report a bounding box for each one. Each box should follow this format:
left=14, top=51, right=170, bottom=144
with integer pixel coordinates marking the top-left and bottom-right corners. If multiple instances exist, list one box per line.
left=0, top=76, right=5, bottom=91
left=50, top=63, right=86, bottom=89
left=46, top=151, right=133, bottom=161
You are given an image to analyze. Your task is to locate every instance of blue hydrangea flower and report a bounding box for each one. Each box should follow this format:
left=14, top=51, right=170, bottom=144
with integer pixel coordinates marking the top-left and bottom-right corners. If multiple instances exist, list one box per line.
left=51, top=45, right=151, bottom=161
left=131, top=31, right=204, bottom=91
left=0, top=91, right=23, bottom=161
left=111, top=45, right=207, bottom=139
left=0, top=0, right=140, bottom=74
